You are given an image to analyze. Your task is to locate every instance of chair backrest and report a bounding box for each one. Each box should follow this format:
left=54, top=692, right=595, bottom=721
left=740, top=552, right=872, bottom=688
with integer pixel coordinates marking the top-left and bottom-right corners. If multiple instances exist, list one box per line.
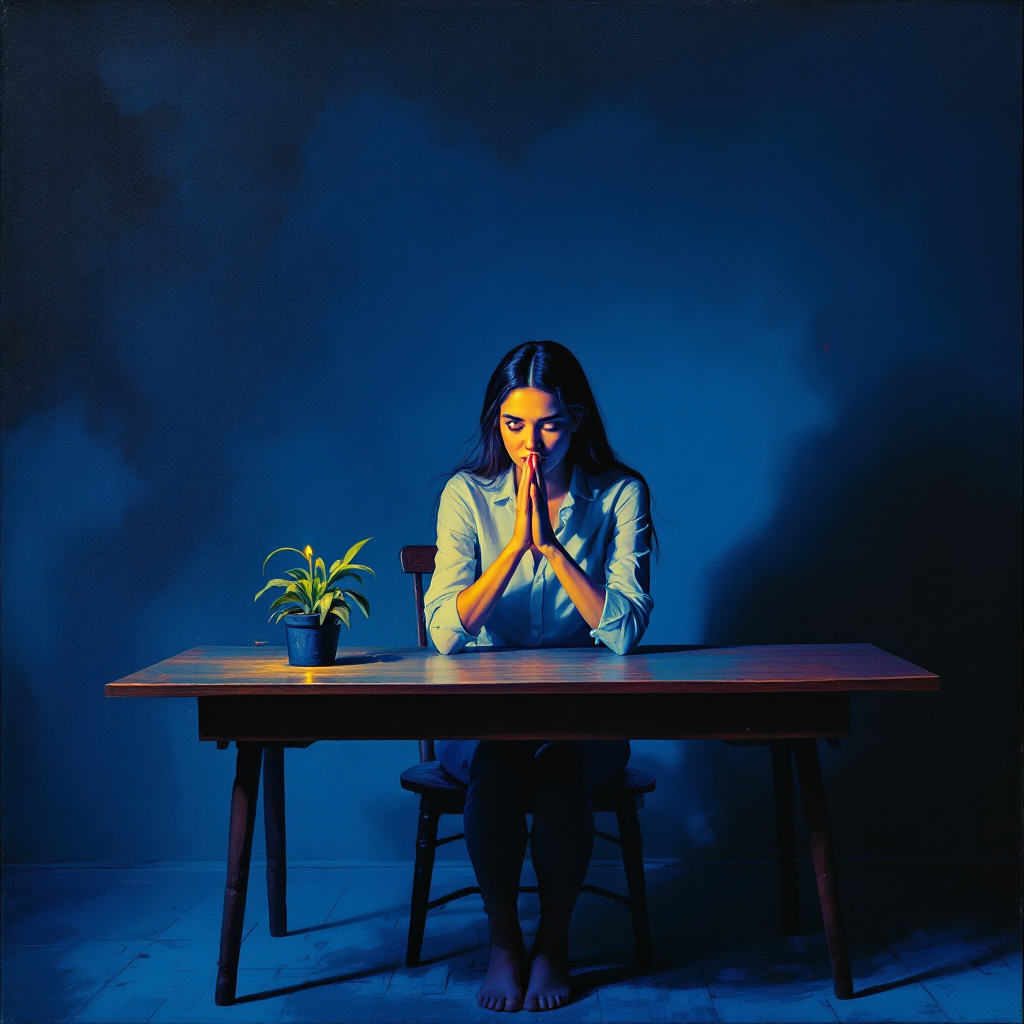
left=399, top=545, right=438, bottom=762
left=399, top=545, right=437, bottom=647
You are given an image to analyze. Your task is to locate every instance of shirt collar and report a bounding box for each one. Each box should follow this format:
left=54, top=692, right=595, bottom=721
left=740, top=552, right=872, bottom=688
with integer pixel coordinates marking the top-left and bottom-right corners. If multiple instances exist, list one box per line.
left=568, top=463, right=595, bottom=502
left=491, top=466, right=517, bottom=505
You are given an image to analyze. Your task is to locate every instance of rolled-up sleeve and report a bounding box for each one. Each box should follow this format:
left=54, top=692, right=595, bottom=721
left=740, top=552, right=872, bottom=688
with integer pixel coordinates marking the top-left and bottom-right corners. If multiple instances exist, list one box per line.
left=423, top=477, right=479, bottom=655
left=588, top=479, right=654, bottom=656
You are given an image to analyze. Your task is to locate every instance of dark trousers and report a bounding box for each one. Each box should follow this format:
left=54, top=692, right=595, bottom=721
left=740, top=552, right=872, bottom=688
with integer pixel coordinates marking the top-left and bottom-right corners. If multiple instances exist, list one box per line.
left=437, top=739, right=631, bottom=927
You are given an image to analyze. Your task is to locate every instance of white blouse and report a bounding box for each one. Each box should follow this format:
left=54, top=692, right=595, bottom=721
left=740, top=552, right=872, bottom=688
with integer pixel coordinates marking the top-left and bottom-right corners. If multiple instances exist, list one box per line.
left=423, top=463, right=654, bottom=656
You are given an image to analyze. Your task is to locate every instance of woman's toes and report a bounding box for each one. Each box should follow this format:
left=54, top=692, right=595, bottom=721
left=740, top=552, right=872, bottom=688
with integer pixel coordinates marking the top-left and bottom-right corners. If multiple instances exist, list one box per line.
left=523, top=952, right=571, bottom=1011
left=477, top=946, right=524, bottom=1012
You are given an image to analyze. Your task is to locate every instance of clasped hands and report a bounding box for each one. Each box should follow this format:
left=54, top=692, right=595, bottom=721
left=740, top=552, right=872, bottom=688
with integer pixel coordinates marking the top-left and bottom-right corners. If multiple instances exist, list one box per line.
left=455, top=452, right=607, bottom=637
left=509, top=452, right=560, bottom=562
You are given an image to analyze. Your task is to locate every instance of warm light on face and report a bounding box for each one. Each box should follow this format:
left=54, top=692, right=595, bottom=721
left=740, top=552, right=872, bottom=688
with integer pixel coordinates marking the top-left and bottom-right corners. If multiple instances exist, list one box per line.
left=499, top=387, right=574, bottom=475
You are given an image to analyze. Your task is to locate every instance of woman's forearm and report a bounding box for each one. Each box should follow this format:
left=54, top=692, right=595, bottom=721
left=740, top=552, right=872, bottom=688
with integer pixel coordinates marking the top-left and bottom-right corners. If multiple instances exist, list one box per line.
left=455, top=543, right=525, bottom=636
left=539, top=541, right=606, bottom=630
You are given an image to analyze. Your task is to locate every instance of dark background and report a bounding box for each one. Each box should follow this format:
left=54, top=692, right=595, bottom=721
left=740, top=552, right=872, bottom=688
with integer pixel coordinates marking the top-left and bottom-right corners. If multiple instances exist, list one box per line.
left=2, top=1, right=1020, bottom=886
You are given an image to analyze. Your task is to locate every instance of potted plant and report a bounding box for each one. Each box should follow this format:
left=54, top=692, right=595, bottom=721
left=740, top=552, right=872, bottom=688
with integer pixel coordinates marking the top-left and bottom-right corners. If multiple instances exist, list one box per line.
left=255, top=540, right=374, bottom=667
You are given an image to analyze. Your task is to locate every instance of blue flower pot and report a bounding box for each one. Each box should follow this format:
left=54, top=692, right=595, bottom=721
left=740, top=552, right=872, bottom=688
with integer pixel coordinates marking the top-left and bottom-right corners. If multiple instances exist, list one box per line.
left=283, top=613, right=342, bottom=667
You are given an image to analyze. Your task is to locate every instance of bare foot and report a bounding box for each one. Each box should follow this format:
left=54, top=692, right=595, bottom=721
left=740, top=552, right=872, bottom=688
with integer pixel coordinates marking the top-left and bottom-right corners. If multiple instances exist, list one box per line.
left=523, top=951, right=571, bottom=1012
left=477, top=940, right=524, bottom=1012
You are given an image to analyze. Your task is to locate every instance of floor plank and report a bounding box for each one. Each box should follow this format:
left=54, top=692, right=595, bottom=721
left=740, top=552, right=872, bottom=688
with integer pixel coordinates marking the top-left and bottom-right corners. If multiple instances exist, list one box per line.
left=1, top=863, right=1018, bottom=1024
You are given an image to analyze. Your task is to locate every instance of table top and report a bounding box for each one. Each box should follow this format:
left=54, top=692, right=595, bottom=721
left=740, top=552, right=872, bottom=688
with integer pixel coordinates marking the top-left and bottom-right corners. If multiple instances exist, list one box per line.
left=105, top=643, right=938, bottom=698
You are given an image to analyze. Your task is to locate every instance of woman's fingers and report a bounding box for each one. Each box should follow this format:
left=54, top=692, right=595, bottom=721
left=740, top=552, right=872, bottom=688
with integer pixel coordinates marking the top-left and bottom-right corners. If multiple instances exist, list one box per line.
left=532, top=482, right=546, bottom=543
left=510, top=457, right=533, bottom=554
left=520, top=458, right=534, bottom=507
left=518, top=458, right=531, bottom=504
left=530, top=481, right=543, bottom=534
left=533, top=453, right=546, bottom=498
left=518, top=455, right=534, bottom=506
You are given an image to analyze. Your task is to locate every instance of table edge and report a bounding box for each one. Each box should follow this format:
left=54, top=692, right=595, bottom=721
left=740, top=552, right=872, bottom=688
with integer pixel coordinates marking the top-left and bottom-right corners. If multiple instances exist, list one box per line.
left=106, top=676, right=940, bottom=697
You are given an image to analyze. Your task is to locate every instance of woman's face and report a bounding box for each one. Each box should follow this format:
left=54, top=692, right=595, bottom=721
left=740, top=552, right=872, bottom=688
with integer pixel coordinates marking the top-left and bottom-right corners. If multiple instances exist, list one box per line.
left=499, top=387, right=576, bottom=477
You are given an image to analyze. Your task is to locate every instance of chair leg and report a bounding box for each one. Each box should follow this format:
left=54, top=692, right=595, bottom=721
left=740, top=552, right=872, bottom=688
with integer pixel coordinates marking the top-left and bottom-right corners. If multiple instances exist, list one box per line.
left=770, top=742, right=800, bottom=936
left=215, top=743, right=262, bottom=1006
left=406, top=800, right=440, bottom=967
left=263, top=746, right=287, bottom=938
left=792, top=739, right=854, bottom=1000
left=615, top=803, right=653, bottom=972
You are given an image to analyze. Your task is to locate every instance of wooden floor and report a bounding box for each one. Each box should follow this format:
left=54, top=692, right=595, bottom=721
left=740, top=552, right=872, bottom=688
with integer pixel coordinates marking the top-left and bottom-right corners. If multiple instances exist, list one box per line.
left=2, top=860, right=1019, bottom=1023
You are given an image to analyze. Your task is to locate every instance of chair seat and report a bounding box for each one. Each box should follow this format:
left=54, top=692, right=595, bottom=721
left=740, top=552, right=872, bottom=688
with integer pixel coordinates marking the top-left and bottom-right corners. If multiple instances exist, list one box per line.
left=400, top=763, right=468, bottom=813
left=593, top=767, right=656, bottom=811
left=400, top=762, right=655, bottom=813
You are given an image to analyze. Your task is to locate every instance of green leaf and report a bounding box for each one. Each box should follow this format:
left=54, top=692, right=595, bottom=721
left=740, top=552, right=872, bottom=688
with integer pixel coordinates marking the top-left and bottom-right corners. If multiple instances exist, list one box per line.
left=331, top=602, right=351, bottom=628
left=254, top=578, right=298, bottom=601
left=325, top=566, right=363, bottom=589
left=314, top=557, right=326, bottom=582
left=272, top=607, right=307, bottom=624
left=346, top=590, right=371, bottom=619
left=262, top=547, right=309, bottom=574
left=285, top=567, right=311, bottom=583
left=269, top=601, right=305, bottom=621
left=317, top=591, right=334, bottom=625
left=339, top=537, right=373, bottom=568
left=344, top=563, right=376, bottom=577
left=268, top=592, right=306, bottom=614
left=284, top=582, right=312, bottom=609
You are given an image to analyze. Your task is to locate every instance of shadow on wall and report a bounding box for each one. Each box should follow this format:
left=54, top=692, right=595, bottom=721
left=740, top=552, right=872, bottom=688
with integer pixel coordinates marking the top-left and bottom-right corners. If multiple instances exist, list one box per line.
left=679, top=361, right=1021, bottom=866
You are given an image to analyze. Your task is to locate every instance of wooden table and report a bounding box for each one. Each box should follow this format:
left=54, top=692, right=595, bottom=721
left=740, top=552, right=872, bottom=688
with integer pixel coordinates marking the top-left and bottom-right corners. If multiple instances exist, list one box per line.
left=106, top=642, right=938, bottom=1005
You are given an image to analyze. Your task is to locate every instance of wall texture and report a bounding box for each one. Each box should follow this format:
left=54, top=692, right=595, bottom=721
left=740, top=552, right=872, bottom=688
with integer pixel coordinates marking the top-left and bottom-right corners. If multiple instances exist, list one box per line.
left=2, top=1, right=1020, bottom=868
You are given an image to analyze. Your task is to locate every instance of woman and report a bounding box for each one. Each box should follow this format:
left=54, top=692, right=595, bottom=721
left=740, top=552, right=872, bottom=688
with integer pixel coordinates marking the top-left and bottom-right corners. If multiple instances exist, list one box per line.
left=423, top=341, right=655, bottom=1012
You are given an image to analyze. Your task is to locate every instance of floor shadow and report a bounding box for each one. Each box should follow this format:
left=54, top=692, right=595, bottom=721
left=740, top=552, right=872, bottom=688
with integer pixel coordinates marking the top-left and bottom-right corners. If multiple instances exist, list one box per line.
left=414, top=942, right=484, bottom=966
left=284, top=902, right=410, bottom=936
left=570, top=958, right=645, bottom=997
left=234, top=958, right=399, bottom=1002
left=569, top=857, right=1022, bottom=983
left=853, top=939, right=1021, bottom=999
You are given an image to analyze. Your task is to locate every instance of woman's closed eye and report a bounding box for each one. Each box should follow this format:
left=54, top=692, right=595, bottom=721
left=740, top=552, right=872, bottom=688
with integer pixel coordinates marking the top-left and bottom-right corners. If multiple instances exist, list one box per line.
left=504, top=422, right=563, bottom=432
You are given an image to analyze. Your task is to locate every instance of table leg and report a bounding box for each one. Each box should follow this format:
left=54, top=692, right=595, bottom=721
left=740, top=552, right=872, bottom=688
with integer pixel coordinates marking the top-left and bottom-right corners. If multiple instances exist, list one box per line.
left=263, top=746, right=288, bottom=937
left=770, top=742, right=800, bottom=936
left=792, top=738, right=853, bottom=1000
left=215, top=743, right=263, bottom=1006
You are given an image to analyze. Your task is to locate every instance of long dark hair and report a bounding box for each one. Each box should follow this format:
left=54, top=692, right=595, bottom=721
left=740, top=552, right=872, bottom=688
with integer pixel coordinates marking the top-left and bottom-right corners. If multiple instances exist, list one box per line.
left=451, top=340, right=660, bottom=557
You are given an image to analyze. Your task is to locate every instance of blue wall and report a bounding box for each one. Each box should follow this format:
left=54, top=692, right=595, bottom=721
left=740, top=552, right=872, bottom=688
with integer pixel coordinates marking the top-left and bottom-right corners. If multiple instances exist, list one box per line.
left=2, top=2, right=1019, bottom=867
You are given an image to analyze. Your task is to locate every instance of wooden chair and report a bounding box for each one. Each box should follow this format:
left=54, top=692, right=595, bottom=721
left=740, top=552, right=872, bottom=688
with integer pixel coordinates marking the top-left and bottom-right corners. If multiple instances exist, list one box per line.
left=397, top=545, right=657, bottom=970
